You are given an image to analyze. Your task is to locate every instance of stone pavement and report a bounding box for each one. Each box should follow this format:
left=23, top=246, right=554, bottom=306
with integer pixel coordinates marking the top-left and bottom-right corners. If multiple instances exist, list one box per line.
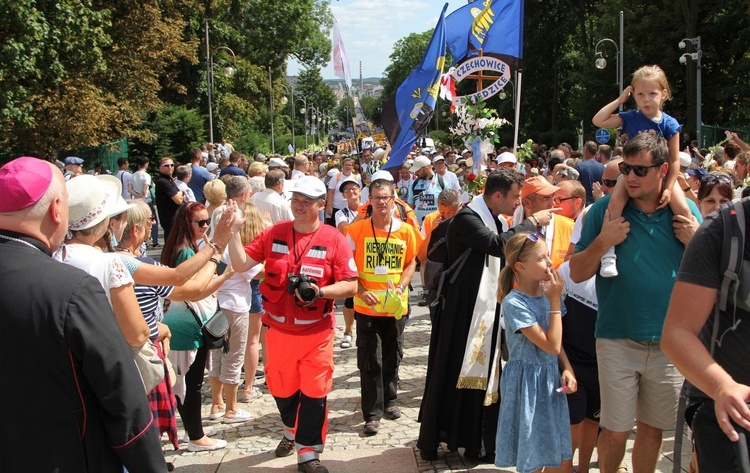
left=146, top=235, right=691, bottom=472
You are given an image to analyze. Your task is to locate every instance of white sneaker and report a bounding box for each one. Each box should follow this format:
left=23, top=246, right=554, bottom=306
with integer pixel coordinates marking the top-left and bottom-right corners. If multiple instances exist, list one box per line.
left=208, top=410, right=225, bottom=420
left=241, top=386, right=263, bottom=402
left=187, top=438, right=227, bottom=452
left=600, top=255, right=618, bottom=278
left=181, top=426, right=218, bottom=443
left=340, top=332, right=353, bottom=349
left=222, top=408, right=253, bottom=424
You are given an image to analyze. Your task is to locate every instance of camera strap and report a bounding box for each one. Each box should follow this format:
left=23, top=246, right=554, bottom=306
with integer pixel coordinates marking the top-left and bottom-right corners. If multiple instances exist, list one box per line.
left=290, top=224, right=321, bottom=272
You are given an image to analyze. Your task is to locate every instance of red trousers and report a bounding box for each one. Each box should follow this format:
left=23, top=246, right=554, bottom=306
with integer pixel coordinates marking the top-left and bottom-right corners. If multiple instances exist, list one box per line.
left=265, top=327, right=334, bottom=462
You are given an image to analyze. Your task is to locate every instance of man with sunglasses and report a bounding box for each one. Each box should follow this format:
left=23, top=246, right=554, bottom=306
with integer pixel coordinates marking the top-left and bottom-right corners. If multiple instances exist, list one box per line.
left=592, top=158, right=622, bottom=202
left=570, top=133, right=702, bottom=473
left=155, top=157, right=185, bottom=241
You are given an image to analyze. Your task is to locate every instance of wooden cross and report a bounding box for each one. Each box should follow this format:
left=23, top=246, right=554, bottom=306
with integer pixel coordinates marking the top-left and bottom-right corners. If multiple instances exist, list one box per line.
left=463, top=50, right=502, bottom=92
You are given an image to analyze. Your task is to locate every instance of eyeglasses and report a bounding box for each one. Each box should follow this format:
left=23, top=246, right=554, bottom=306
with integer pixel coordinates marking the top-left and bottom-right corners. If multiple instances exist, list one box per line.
left=161, top=163, right=174, bottom=167
left=342, top=187, right=360, bottom=193
left=618, top=162, right=661, bottom=177
left=192, top=219, right=210, bottom=227
left=553, top=196, right=577, bottom=205
left=602, top=179, right=619, bottom=188
left=371, top=196, right=394, bottom=203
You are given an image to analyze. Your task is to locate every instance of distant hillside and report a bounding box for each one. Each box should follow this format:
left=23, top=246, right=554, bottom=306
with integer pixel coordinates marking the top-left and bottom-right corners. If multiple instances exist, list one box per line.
left=323, top=77, right=381, bottom=86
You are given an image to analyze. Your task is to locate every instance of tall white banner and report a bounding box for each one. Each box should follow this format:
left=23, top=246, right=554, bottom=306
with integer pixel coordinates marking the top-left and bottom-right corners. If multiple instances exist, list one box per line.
left=332, top=19, right=352, bottom=88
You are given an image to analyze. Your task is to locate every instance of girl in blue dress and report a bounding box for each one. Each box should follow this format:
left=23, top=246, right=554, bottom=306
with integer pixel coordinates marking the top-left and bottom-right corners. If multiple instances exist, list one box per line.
left=495, top=232, right=577, bottom=473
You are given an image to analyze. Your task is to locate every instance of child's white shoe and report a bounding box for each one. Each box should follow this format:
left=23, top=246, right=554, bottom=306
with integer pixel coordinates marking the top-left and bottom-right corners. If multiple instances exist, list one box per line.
left=600, top=255, right=618, bottom=278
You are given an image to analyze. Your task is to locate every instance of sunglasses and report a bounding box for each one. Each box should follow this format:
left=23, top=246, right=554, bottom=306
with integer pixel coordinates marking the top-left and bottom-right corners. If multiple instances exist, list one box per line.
left=618, top=162, right=661, bottom=177
left=161, top=163, right=174, bottom=167
left=602, top=179, right=619, bottom=188
left=701, top=173, right=733, bottom=185
left=192, top=219, right=210, bottom=227
left=520, top=231, right=545, bottom=252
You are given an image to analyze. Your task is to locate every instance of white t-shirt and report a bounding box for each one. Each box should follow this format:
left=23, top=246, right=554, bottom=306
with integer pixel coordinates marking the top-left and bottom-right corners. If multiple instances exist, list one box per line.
left=54, top=243, right=134, bottom=306
left=131, top=170, right=152, bottom=203
left=327, top=172, right=361, bottom=210
left=437, top=170, right=461, bottom=191
left=116, top=170, right=133, bottom=199
left=252, top=189, right=294, bottom=223
left=334, top=205, right=359, bottom=232
left=176, top=180, right=196, bottom=203
left=217, top=249, right=262, bottom=313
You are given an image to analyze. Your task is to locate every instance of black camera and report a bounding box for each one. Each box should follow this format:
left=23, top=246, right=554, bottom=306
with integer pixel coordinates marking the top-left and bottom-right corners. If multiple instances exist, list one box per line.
left=287, top=274, right=318, bottom=302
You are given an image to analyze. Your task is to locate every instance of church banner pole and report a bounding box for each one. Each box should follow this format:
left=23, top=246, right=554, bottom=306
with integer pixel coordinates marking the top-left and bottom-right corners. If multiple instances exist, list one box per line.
left=513, top=70, right=522, bottom=152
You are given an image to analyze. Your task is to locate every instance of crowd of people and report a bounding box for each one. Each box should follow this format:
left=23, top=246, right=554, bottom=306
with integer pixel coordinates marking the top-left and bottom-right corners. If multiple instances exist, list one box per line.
left=4, top=66, right=750, bottom=473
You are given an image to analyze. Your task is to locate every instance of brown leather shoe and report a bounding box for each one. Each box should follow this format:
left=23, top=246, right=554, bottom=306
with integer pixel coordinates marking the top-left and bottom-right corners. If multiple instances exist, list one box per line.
left=297, top=459, right=329, bottom=473
left=275, top=436, right=295, bottom=457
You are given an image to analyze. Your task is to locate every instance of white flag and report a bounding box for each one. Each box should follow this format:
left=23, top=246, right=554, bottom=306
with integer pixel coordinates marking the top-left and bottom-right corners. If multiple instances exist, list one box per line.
left=332, top=19, right=352, bottom=88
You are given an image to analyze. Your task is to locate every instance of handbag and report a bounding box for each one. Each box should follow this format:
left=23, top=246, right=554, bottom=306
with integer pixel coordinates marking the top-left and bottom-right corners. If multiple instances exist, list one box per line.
left=186, top=299, right=231, bottom=353
left=131, top=340, right=165, bottom=393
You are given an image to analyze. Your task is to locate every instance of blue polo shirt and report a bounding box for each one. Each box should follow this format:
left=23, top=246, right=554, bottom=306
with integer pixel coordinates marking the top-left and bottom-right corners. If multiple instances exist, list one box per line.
left=575, top=195, right=701, bottom=341
left=188, top=164, right=213, bottom=203
left=219, top=164, right=248, bottom=178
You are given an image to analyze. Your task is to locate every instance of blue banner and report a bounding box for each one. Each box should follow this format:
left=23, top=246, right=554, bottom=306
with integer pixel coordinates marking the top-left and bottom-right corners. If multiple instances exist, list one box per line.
left=382, top=3, right=448, bottom=170
left=445, top=0, right=524, bottom=68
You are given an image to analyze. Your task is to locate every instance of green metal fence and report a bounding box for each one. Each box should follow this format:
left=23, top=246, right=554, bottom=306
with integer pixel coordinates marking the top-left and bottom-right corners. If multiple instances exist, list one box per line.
left=75, top=138, right=129, bottom=173
left=701, top=125, right=749, bottom=149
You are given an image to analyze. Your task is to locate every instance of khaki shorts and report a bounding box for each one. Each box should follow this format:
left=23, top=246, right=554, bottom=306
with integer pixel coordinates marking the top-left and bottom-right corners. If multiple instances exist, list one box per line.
left=596, top=338, right=683, bottom=432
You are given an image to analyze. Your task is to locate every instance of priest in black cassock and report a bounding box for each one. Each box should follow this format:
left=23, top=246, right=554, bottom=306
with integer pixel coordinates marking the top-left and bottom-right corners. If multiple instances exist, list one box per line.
left=417, top=168, right=558, bottom=462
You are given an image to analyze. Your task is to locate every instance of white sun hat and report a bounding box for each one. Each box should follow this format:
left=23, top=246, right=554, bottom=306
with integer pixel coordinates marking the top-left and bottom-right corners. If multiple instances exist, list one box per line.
left=67, top=174, right=132, bottom=231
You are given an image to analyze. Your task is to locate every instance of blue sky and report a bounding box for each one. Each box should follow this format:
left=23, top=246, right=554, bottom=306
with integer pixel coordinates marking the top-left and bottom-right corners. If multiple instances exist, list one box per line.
left=287, top=0, right=465, bottom=80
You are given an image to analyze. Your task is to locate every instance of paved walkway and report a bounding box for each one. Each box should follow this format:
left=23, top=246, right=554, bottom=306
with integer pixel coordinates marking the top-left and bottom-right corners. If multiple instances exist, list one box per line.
left=148, top=247, right=691, bottom=472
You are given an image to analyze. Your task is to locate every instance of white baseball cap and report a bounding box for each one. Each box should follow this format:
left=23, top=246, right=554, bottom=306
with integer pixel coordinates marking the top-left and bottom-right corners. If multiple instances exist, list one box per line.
left=268, top=157, right=288, bottom=168
left=679, top=151, right=691, bottom=168
left=371, top=170, right=394, bottom=182
left=292, top=176, right=327, bottom=199
left=496, top=152, right=518, bottom=165
left=410, top=156, right=432, bottom=173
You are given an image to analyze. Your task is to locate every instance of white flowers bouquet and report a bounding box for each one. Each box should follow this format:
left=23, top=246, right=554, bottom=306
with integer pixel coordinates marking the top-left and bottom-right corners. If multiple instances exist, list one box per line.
left=449, top=98, right=510, bottom=144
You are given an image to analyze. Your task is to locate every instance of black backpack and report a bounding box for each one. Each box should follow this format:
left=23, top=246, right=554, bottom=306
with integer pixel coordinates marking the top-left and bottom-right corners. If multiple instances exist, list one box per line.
left=423, top=216, right=471, bottom=308
left=674, top=197, right=749, bottom=473
left=411, top=173, right=445, bottom=201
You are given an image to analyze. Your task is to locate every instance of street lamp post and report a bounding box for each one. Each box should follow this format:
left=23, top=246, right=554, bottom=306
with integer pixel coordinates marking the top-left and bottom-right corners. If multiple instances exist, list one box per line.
left=309, top=106, right=320, bottom=149
left=594, top=11, right=624, bottom=111
left=280, top=82, right=295, bottom=153
left=296, top=97, right=308, bottom=150
left=679, top=36, right=702, bottom=146
left=205, top=20, right=237, bottom=145
left=498, top=80, right=516, bottom=109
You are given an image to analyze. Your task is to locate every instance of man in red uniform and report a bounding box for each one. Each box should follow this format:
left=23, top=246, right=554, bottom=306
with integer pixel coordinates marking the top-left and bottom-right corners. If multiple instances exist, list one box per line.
left=229, top=176, right=358, bottom=473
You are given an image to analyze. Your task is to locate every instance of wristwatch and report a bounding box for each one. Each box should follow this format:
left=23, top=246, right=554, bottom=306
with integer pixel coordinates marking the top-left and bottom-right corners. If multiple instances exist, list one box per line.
left=397, top=284, right=406, bottom=292
left=318, top=287, right=325, bottom=299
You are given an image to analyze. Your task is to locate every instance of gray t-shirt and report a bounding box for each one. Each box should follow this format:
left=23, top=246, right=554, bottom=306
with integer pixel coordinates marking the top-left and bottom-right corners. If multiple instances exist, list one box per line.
left=677, top=201, right=750, bottom=398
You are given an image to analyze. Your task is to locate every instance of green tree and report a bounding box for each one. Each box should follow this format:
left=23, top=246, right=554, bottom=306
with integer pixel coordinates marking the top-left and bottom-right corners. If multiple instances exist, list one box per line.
left=0, top=0, right=196, bottom=155
left=380, top=30, right=434, bottom=100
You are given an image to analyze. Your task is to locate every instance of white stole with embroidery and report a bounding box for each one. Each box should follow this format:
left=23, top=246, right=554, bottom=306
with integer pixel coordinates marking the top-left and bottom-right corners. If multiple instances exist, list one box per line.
left=456, top=196, right=503, bottom=404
